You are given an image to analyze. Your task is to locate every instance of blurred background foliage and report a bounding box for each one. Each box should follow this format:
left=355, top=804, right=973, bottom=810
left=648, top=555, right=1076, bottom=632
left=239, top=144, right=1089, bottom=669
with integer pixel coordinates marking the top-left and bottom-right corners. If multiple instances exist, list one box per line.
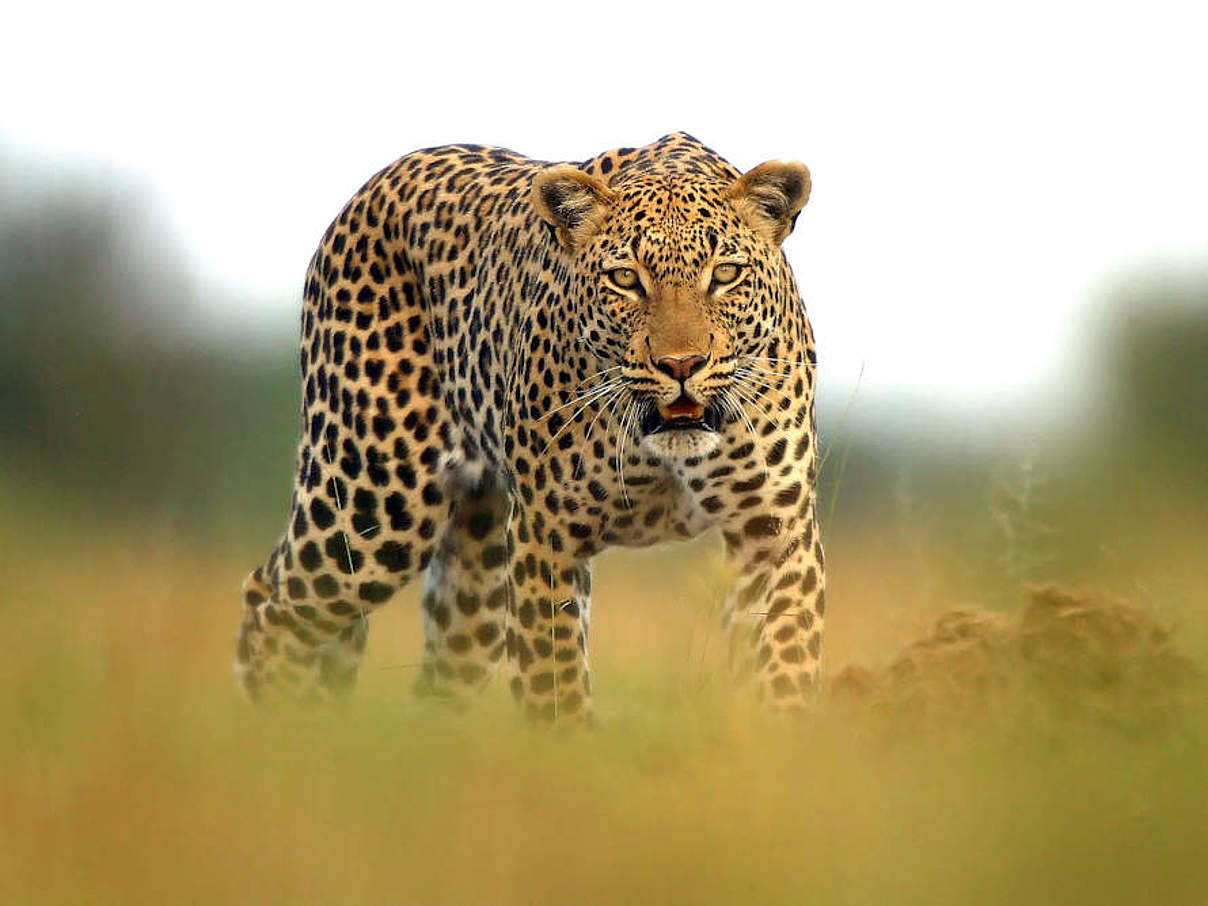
left=0, top=156, right=298, bottom=545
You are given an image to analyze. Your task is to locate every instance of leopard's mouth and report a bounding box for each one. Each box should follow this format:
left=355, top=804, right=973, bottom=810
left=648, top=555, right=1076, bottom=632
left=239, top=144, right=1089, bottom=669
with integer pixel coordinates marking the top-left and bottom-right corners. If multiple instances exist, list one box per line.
left=639, top=397, right=722, bottom=435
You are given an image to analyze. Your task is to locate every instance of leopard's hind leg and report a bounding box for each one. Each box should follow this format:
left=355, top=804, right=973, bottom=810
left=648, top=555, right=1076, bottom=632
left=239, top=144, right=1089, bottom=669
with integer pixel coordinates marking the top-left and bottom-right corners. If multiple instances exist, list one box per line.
left=415, top=471, right=511, bottom=703
left=235, top=550, right=371, bottom=706
left=235, top=441, right=455, bottom=706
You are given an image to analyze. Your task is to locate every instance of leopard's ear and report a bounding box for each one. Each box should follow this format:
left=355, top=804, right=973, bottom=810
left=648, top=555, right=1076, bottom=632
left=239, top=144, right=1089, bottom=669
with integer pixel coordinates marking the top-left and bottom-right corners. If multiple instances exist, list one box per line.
left=532, top=164, right=616, bottom=251
left=728, top=160, right=811, bottom=244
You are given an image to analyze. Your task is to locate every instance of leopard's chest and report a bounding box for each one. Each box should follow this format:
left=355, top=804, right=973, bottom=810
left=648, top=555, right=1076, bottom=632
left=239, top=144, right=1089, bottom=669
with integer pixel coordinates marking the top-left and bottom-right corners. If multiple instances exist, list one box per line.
left=545, top=463, right=717, bottom=552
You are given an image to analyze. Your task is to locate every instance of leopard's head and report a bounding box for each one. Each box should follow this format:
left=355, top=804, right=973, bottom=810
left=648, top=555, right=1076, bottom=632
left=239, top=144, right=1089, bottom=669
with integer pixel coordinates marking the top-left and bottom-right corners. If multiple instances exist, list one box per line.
left=533, top=139, right=811, bottom=459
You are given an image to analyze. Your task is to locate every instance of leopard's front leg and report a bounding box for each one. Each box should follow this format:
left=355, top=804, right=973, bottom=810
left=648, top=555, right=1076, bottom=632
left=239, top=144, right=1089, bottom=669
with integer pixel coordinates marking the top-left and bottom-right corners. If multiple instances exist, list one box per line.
left=720, top=490, right=826, bottom=709
left=505, top=501, right=594, bottom=724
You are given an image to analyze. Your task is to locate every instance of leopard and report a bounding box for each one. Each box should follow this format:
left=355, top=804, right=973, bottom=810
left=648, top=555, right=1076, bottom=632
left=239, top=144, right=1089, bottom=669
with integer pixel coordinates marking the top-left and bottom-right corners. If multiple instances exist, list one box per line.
left=235, top=131, right=826, bottom=722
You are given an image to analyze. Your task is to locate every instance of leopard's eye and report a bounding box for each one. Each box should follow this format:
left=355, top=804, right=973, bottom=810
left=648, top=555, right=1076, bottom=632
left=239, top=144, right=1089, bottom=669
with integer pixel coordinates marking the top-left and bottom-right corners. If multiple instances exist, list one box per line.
left=608, top=267, right=640, bottom=290
left=711, top=263, right=741, bottom=287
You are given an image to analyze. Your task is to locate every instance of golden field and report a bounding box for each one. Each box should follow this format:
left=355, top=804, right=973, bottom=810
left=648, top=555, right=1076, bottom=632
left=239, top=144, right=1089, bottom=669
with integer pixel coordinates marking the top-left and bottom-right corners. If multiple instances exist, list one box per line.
left=2, top=491, right=1204, bottom=906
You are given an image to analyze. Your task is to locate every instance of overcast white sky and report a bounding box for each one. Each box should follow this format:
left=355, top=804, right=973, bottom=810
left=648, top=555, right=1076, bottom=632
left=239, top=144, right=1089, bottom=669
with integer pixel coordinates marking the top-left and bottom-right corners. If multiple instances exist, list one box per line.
left=3, top=0, right=1205, bottom=408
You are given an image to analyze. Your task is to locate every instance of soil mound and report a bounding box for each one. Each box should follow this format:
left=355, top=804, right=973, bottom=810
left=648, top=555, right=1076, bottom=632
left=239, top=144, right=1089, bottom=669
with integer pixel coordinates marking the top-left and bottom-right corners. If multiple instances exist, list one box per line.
left=829, top=585, right=1200, bottom=731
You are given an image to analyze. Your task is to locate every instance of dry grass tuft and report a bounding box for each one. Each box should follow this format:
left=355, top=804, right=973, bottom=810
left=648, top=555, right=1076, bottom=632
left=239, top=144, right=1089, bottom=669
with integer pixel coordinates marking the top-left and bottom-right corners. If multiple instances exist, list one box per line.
left=829, top=584, right=1200, bottom=730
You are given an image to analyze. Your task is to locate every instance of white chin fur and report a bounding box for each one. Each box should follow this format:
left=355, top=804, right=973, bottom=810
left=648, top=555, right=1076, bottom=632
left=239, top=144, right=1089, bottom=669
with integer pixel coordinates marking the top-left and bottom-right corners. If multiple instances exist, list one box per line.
left=641, top=429, right=722, bottom=459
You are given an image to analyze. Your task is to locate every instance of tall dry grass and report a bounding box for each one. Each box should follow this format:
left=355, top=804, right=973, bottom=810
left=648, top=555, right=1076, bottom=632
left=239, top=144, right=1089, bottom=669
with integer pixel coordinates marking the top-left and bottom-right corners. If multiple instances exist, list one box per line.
left=1, top=506, right=1205, bottom=905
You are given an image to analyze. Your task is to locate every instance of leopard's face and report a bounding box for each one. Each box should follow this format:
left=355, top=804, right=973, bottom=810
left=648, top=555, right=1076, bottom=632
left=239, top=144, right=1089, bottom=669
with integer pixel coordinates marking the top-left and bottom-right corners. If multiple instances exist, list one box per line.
left=535, top=162, right=811, bottom=460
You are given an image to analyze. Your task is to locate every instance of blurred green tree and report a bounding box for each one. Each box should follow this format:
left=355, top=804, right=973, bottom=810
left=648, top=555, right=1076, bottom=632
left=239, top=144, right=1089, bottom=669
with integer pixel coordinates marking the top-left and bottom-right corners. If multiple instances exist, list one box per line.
left=1098, top=268, right=1208, bottom=475
left=0, top=153, right=296, bottom=543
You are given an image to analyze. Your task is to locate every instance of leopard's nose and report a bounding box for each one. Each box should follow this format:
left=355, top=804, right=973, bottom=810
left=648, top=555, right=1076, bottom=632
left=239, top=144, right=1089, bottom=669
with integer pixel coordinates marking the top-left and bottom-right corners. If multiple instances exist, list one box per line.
left=652, top=353, right=708, bottom=382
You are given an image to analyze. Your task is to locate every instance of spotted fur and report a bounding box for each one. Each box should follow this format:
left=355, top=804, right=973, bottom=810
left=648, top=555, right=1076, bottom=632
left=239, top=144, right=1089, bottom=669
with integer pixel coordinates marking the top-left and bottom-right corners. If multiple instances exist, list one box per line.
left=236, top=132, right=825, bottom=721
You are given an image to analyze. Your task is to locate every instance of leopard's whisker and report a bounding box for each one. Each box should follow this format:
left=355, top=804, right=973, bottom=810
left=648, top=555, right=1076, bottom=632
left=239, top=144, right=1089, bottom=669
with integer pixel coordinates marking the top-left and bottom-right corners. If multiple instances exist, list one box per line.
left=737, top=362, right=792, bottom=382
left=741, top=362, right=795, bottom=378
left=722, top=388, right=757, bottom=441
left=725, top=384, right=760, bottom=436
left=583, top=384, right=623, bottom=444
left=724, top=388, right=753, bottom=437
left=735, top=371, right=792, bottom=396
left=740, top=360, right=803, bottom=380
left=614, top=394, right=636, bottom=508
left=567, top=364, right=626, bottom=391
left=725, top=385, right=770, bottom=486
left=539, top=378, right=625, bottom=422
left=745, top=356, right=816, bottom=367
left=570, top=386, right=626, bottom=482
left=740, top=361, right=814, bottom=381
left=542, top=386, right=622, bottom=453
left=731, top=374, right=790, bottom=409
